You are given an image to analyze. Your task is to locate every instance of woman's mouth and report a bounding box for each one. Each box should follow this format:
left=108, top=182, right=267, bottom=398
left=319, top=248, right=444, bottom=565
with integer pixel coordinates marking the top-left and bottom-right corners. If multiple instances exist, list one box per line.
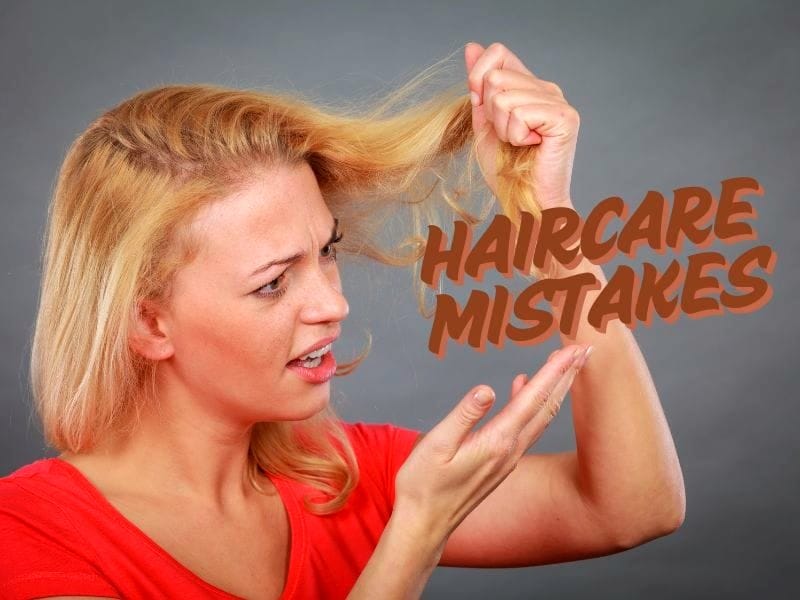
left=286, top=344, right=337, bottom=383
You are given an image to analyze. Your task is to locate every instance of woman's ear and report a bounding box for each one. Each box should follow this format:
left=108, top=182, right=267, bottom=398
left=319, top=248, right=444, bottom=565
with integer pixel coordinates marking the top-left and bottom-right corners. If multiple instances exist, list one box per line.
left=129, top=298, right=175, bottom=361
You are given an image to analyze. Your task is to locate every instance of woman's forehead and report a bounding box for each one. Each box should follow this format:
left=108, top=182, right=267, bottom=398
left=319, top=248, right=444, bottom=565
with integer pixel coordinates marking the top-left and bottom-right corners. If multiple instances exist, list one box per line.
left=188, top=164, right=333, bottom=260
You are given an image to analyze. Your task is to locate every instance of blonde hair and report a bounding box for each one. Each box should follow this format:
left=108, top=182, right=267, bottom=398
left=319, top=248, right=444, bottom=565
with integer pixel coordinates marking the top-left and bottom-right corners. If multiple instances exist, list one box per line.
left=30, top=50, right=543, bottom=514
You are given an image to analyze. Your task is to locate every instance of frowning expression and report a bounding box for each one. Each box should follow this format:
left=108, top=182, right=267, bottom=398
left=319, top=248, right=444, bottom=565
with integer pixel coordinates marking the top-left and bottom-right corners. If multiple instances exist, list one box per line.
left=159, top=161, right=349, bottom=425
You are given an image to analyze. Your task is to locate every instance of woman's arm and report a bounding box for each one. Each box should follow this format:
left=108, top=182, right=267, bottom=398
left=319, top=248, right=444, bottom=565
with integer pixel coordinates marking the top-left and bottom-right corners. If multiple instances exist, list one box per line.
left=352, top=345, right=592, bottom=595
left=429, top=41, right=684, bottom=567
left=348, top=508, right=444, bottom=600
left=436, top=242, right=685, bottom=567
left=550, top=238, right=686, bottom=546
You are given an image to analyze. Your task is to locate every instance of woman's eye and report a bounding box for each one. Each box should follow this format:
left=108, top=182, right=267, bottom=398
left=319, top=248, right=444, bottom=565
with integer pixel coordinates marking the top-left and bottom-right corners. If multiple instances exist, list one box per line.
left=322, top=232, right=343, bottom=261
left=254, top=272, right=287, bottom=299
left=253, top=232, right=342, bottom=300
left=321, top=243, right=336, bottom=260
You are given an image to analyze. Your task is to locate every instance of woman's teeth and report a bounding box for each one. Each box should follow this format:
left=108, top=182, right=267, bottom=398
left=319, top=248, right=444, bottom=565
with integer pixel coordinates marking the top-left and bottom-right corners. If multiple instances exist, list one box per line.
left=300, top=355, right=323, bottom=368
left=296, top=343, right=332, bottom=367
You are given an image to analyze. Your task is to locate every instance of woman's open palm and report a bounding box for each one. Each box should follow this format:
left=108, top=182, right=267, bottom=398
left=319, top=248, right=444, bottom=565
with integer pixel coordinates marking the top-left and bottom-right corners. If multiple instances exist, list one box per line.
left=394, top=344, right=590, bottom=545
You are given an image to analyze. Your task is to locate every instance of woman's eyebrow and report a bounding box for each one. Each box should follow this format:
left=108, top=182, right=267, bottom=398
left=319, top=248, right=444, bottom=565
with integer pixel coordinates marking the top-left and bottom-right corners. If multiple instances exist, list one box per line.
left=248, top=218, right=339, bottom=278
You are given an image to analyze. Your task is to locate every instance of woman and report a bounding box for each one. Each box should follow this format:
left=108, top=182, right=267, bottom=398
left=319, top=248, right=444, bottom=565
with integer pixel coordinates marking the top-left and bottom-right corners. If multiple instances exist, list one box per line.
left=0, top=42, right=685, bottom=599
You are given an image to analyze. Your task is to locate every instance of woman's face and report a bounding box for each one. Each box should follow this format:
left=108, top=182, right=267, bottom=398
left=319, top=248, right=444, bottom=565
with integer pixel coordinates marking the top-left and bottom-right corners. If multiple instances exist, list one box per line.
left=156, top=161, right=350, bottom=426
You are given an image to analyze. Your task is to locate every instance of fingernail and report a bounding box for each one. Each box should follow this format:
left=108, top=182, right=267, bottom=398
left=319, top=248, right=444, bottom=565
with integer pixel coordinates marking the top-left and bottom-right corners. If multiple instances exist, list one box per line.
left=474, top=388, right=494, bottom=405
left=470, top=91, right=480, bottom=106
left=574, top=345, right=594, bottom=371
left=571, top=347, right=584, bottom=364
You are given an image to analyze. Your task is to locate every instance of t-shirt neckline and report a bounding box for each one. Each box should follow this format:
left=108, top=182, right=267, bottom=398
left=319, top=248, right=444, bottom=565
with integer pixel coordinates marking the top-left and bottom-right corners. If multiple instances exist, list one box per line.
left=48, top=457, right=306, bottom=600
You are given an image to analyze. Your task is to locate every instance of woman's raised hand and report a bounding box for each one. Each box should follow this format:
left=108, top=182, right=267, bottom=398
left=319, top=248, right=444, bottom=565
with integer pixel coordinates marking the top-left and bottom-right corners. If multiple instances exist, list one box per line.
left=393, top=344, right=591, bottom=548
left=464, top=41, right=580, bottom=210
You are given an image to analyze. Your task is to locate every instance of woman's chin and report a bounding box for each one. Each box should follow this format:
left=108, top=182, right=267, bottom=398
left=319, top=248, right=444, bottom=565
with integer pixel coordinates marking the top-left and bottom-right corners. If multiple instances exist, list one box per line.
left=270, top=386, right=332, bottom=421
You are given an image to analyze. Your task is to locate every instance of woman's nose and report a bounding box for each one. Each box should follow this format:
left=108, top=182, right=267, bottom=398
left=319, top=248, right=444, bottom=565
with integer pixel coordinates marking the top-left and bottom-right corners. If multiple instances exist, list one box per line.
left=300, top=269, right=349, bottom=324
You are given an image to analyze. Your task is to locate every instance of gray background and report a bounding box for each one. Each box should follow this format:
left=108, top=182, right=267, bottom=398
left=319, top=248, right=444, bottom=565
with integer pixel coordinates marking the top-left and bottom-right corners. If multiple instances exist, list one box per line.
left=2, top=1, right=798, bottom=598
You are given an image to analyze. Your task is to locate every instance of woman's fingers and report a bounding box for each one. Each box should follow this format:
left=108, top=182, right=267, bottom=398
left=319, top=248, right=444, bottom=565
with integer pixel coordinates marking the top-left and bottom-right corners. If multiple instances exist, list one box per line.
left=494, top=101, right=580, bottom=145
left=486, top=91, right=548, bottom=145
left=481, top=73, right=564, bottom=137
left=509, top=373, right=527, bottom=399
left=394, top=345, right=590, bottom=543
left=428, top=384, right=497, bottom=459
left=424, top=345, right=589, bottom=464
left=493, top=345, right=583, bottom=435
left=474, top=345, right=586, bottom=459
left=466, top=41, right=536, bottom=105
left=517, top=349, right=586, bottom=445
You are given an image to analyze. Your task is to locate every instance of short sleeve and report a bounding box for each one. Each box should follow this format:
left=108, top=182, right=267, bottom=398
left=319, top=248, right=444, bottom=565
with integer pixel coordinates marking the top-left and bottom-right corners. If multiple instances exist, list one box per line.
left=343, top=422, right=423, bottom=508
left=0, top=481, right=120, bottom=600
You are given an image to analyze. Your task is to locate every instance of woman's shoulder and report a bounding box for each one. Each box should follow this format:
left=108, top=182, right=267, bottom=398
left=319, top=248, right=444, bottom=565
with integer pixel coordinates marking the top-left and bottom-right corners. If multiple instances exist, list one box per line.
left=1, top=457, right=70, bottom=499
left=2, top=456, right=59, bottom=479
left=0, top=457, right=95, bottom=525
left=0, top=457, right=89, bottom=547
left=0, top=460, right=120, bottom=599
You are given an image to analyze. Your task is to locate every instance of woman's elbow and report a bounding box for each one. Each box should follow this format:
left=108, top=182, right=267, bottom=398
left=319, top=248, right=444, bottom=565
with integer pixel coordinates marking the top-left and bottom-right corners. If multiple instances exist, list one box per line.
left=614, top=486, right=686, bottom=550
left=640, top=499, right=685, bottom=546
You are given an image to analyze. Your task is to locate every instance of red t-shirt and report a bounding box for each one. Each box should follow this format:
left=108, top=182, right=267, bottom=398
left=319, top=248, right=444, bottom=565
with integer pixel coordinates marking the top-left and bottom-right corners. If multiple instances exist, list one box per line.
left=0, top=421, right=422, bottom=600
